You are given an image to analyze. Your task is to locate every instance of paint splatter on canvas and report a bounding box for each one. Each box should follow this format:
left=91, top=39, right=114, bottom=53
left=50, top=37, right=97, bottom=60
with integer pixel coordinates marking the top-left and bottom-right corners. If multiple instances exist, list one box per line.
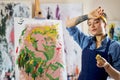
left=14, top=18, right=67, bottom=80
left=0, top=1, right=32, bottom=80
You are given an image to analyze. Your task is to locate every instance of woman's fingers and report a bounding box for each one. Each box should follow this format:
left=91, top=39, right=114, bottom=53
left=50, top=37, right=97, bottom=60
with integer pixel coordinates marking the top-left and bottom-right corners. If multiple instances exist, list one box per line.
left=96, top=54, right=107, bottom=67
left=96, top=7, right=104, bottom=17
left=88, top=7, right=104, bottom=19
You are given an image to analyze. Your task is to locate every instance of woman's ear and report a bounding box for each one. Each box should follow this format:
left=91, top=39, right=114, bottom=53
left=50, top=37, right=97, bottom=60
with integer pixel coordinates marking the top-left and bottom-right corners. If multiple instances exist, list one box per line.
left=104, top=23, right=107, bottom=28
left=104, top=23, right=107, bottom=33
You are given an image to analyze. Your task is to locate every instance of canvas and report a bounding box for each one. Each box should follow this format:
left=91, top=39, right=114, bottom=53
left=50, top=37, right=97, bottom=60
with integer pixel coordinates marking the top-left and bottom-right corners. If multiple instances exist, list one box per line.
left=0, top=1, right=32, bottom=80
left=14, top=17, right=67, bottom=80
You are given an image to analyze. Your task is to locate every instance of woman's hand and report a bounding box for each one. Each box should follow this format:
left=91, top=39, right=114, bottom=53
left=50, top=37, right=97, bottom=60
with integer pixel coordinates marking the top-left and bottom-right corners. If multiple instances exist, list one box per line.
left=96, top=54, right=109, bottom=68
left=65, top=7, right=104, bottom=28
left=96, top=54, right=120, bottom=80
left=88, top=7, right=104, bottom=19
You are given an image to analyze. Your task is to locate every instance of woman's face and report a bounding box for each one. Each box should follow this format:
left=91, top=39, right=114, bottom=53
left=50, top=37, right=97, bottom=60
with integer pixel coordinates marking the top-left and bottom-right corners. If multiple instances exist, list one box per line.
left=87, top=18, right=106, bottom=36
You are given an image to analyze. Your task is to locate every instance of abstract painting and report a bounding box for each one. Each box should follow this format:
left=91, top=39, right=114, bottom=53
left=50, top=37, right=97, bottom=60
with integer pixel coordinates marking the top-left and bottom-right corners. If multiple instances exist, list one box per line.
left=107, top=21, right=120, bottom=42
left=14, top=17, right=67, bottom=80
left=41, top=3, right=82, bottom=79
left=0, top=1, right=32, bottom=80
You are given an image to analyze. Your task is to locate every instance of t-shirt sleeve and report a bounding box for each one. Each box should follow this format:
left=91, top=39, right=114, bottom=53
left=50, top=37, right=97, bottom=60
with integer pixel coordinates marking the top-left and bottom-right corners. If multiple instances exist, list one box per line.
left=66, top=26, right=90, bottom=49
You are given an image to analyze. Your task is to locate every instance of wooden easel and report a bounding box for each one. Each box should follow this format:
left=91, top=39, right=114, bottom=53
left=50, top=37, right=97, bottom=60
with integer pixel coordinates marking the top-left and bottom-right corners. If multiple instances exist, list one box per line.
left=34, top=0, right=44, bottom=18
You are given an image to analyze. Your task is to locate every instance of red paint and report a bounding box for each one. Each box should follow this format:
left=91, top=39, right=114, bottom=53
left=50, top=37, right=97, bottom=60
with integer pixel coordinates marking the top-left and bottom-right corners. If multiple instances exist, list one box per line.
left=56, top=47, right=61, bottom=51
left=75, top=65, right=79, bottom=75
left=56, top=47, right=61, bottom=55
left=16, top=47, right=18, bottom=53
left=33, top=64, right=39, bottom=73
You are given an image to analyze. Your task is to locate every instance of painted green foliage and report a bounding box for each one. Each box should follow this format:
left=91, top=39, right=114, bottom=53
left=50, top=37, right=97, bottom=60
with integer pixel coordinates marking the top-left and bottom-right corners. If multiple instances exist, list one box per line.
left=17, top=25, right=64, bottom=80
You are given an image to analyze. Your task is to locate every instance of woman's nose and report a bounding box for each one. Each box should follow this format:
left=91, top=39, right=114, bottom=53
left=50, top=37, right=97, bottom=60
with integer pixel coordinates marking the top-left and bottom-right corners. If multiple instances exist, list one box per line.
left=91, top=23, right=95, bottom=28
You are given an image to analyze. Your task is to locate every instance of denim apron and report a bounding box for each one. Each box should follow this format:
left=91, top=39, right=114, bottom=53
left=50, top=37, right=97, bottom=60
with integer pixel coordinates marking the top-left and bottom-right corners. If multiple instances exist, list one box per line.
left=78, top=39, right=111, bottom=80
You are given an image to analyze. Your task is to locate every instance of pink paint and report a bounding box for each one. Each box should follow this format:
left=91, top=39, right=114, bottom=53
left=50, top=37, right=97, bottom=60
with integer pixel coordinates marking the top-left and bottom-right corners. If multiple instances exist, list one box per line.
left=56, top=47, right=61, bottom=54
left=10, top=28, right=14, bottom=44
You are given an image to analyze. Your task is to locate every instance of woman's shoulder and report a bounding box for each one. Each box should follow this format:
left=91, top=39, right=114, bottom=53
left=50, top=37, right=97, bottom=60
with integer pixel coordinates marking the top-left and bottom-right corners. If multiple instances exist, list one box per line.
left=110, top=40, right=120, bottom=48
left=109, top=40, right=120, bottom=57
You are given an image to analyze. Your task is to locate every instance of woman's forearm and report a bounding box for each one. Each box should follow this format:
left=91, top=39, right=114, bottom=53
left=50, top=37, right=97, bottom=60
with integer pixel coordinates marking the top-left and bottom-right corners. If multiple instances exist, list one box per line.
left=104, top=63, right=120, bottom=80
left=75, top=15, right=88, bottom=25
left=66, top=15, right=88, bottom=28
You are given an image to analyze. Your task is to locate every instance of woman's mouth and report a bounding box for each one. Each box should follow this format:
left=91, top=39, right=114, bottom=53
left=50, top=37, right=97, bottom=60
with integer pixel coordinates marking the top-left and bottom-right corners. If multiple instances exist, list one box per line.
left=92, top=29, right=97, bottom=32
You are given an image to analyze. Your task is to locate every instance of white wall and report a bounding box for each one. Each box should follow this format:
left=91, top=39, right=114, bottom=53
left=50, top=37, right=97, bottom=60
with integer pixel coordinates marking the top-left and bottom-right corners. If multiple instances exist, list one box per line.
left=82, top=0, right=120, bottom=34
left=83, top=0, right=120, bottom=20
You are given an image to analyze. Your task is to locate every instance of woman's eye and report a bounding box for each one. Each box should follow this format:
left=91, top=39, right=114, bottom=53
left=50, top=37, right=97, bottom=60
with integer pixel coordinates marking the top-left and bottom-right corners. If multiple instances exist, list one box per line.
left=88, top=23, right=91, bottom=26
left=94, top=20, right=99, bottom=24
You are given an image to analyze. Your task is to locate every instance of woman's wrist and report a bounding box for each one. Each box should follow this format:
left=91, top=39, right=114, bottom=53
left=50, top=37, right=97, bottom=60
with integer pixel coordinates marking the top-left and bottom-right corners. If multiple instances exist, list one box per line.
left=88, top=13, right=92, bottom=19
left=104, top=62, right=110, bottom=70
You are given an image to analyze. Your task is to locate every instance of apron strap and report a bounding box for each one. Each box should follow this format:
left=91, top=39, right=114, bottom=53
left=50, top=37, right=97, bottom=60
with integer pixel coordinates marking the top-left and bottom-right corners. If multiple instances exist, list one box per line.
left=105, top=39, right=111, bottom=53
left=104, top=39, right=113, bottom=65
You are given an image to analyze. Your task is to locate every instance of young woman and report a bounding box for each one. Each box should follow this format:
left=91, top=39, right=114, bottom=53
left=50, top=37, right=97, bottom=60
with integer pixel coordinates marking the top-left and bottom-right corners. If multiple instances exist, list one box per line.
left=66, top=7, right=120, bottom=80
